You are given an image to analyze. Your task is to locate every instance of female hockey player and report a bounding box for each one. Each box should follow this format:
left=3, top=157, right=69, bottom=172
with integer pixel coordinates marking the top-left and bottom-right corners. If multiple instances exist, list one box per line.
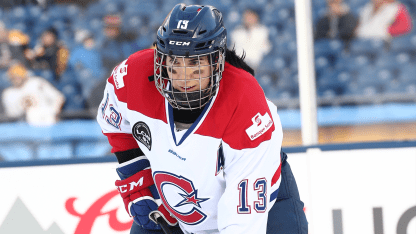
left=97, top=4, right=308, bottom=234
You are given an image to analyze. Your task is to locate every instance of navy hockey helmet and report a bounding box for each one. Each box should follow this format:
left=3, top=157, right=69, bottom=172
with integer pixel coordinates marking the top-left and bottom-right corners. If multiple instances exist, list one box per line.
left=154, top=4, right=227, bottom=110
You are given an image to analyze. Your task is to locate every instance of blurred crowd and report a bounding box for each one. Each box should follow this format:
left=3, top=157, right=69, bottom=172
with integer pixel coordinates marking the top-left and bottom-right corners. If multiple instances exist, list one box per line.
left=250, top=0, right=415, bottom=106
left=315, top=0, right=412, bottom=43
left=0, top=0, right=414, bottom=126
left=0, top=1, right=155, bottom=126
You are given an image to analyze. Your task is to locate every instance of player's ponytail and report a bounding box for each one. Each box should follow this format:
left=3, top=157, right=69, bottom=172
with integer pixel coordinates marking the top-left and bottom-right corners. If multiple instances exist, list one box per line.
left=225, top=47, right=255, bottom=76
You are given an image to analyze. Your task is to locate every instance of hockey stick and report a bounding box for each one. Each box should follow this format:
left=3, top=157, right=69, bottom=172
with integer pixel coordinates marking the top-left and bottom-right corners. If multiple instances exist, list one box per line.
left=150, top=213, right=173, bottom=234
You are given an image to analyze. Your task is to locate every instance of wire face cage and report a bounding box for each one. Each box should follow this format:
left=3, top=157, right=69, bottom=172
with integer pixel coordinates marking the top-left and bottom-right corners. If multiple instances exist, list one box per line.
left=154, top=48, right=225, bottom=110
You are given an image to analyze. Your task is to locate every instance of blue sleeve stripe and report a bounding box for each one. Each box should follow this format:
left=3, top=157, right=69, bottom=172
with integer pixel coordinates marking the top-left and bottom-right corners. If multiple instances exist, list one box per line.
left=270, top=188, right=279, bottom=202
left=117, top=156, right=150, bottom=179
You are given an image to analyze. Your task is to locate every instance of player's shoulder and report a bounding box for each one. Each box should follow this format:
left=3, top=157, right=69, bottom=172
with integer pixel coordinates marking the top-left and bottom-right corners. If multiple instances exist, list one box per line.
left=107, top=49, right=155, bottom=100
left=109, top=49, right=154, bottom=85
left=105, top=49, right=166, bottom=120
left=197, top=62, right=276, bottom=149
left=125, top=49, right=154, bottom=67
left=221, top=62, right=265, bottom=103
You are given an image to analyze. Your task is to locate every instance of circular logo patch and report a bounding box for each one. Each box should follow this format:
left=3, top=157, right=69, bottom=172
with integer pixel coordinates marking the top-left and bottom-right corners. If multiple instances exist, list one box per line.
left=132, top=121, right=152, bottom=151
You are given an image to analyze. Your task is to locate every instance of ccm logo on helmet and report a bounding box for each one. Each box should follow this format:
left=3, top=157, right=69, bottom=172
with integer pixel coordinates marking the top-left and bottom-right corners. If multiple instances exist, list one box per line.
left=169, top=41, right=191, bottom=46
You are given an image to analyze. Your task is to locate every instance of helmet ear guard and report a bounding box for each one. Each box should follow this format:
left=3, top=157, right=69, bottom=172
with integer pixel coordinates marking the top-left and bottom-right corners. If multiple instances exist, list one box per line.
left=154, top=4, right=227, bottom=110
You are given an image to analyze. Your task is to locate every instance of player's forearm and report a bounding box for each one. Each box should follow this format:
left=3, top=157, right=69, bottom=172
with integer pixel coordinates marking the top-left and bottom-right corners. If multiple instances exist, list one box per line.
left=115, top=147, right=145, bottom=164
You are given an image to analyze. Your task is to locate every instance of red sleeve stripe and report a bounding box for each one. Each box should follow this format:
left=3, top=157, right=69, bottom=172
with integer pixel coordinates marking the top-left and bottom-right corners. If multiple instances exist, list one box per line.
left=104, top=132, right=139, bottom=153
left=271, top=164, right=282, bottom=187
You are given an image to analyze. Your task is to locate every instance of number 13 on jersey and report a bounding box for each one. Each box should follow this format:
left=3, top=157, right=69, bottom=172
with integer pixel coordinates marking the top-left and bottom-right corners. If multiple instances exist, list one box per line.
left=237, top=178, right=267, bottom=214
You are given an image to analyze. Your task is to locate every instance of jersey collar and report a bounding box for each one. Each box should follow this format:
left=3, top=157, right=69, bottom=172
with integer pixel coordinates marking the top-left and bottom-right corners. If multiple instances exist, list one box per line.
left=166, top=81, right=220, bottom=146
left=168, top=98, right=213, bottom=146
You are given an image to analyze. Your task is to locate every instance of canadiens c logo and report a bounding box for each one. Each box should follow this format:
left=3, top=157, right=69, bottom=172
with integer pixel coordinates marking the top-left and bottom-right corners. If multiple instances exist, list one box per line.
left=153, top=171, right=209, bottom=225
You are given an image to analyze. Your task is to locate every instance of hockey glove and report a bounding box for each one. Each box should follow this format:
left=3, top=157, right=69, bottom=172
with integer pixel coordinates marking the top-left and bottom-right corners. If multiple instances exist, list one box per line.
left=115, top=157, right=177, bottom=230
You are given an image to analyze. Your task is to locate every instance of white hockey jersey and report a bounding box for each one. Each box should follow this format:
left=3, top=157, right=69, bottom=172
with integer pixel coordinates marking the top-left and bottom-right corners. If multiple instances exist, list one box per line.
left=97, top=49, right=283, bottom=234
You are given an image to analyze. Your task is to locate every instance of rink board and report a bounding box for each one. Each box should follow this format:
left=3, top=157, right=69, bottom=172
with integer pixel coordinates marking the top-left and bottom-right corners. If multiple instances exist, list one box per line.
left=0, top=143, right=415, bottom=234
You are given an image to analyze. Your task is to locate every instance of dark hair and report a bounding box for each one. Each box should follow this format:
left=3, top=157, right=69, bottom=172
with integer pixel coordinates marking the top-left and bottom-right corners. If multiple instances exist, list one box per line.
left=225, top=47, right=255, bottom=76
left=152, top=41, right=255, bottom=76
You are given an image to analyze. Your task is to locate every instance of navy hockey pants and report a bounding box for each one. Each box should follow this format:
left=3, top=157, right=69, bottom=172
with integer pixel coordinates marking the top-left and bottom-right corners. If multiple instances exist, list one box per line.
left=130, top=152, right=308, bottom=234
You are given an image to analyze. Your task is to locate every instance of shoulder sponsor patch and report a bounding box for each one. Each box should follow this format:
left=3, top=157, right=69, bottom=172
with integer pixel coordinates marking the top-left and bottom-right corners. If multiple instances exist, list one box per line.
left=245, top=112, right=274, bottom=141
left=132, top=121, right=152, bottom=150
left=112, top=59, right=128, bottom=89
